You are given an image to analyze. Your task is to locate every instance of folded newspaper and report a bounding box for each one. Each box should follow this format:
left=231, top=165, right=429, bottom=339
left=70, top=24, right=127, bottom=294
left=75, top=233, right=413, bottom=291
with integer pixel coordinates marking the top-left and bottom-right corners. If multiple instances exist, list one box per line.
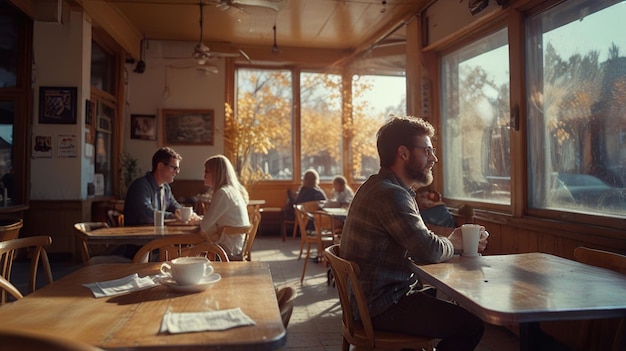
left=83, top=273, right=159, bottom=298
left=160, top=307, right=256, bottom=334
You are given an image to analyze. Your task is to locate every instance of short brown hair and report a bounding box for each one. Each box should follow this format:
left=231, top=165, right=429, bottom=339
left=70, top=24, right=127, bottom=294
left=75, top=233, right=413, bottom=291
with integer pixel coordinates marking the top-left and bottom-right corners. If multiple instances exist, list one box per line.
left=151, top=147, right=182, bottom=172
left=377, top=116, right=435, bottom=167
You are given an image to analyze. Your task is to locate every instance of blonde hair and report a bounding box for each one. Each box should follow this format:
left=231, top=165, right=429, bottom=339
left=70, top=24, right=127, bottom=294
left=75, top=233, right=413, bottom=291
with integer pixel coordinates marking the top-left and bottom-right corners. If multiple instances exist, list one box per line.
left=204, top=155, right=249, bottom=203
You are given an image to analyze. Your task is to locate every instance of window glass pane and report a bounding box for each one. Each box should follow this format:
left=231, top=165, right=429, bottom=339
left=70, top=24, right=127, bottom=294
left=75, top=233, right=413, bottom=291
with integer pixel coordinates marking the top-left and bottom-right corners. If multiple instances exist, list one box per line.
left=352, top=75, right=406, bottom=180
left=0, top=2, right=19, bottom=88
left=300, top=72, right=342, bottom=180
left=0, top=101, right=14, bottom=204
left=527, top=0, right=626, bottom=217
left=91, top=42, right=115, bottom=94
left=441, top=28, right=510, bottom=204
left=234, top=68, right=293, bottom=181
left=96, top=102, right=113, bottom=196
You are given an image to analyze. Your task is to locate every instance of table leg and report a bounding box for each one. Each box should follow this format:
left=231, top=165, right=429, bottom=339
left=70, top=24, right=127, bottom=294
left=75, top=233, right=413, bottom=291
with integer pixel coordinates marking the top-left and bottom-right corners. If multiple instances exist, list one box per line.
left=519, top=322, right=540, bottom=351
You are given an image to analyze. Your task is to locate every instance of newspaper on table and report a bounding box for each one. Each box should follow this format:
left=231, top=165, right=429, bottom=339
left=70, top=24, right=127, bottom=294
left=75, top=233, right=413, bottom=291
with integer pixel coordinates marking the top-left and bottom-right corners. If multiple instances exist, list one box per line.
left=83, top=273, right=159, bottom=298
left=160, top=307, right=256, bottom=334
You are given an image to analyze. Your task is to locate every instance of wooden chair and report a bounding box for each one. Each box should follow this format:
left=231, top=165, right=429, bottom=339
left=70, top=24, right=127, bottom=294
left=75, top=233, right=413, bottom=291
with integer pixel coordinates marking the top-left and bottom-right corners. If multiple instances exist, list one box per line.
left=573, top=246, right=626, bottom=351
left=0, top=328, right=105, bottom=351
left=73, top=222, right=131, bottom=266
left=0, top=275, right=23, bottom=301
left=0, top=218, right=23, bottom=241
left=242, top=204, right=262, bottom=261
left=276, top=286, right=297, bottom=328
left=0, top=236, right=54, bottom=304
left=106, top=209, right=124, bottom=227
left=132, top=233, right=229, bottom=263
left=296, top=204, right=334, bottom=284
left=281, top=189, right=298, bottom=241
left=323, top=244, right=434, bottom=351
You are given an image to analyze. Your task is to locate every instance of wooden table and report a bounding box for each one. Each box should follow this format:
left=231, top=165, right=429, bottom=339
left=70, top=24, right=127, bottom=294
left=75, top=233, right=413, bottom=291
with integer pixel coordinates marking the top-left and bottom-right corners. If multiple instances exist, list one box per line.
left=411, top=252, right=626, bottom=351
left=0, top=262, right=286, bottom=351
left=81, top=224, right=200, bottom=246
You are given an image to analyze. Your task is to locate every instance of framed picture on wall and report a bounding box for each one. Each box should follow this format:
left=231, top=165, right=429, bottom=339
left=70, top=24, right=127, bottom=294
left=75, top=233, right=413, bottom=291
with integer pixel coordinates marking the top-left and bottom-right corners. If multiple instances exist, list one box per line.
left=131, top=114, right=157, bottom=140
left=38, top=86, right=78, bottom=124
left=161, top=109, right=214, bottom=146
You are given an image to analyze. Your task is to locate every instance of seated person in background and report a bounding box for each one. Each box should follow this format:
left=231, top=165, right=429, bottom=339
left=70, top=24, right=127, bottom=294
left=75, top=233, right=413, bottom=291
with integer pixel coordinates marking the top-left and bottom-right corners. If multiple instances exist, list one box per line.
left=294, top=169, right=327, bottom=230
left=324, top=175, right=355, bottom=208
left=294, top=169, right=327, bottom=204
left=415, top=187, right=456, bottom=236
left=197, top=155, right=250, bottom=260
left=124, top=147, right=186, bottom=226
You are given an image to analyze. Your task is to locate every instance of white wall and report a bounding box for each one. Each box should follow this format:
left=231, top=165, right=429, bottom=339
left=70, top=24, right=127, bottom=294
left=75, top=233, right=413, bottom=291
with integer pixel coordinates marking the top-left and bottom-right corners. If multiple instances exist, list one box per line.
left=124, top=40, right=226, bottom=182
left=31, top=8, right=91, bottom=200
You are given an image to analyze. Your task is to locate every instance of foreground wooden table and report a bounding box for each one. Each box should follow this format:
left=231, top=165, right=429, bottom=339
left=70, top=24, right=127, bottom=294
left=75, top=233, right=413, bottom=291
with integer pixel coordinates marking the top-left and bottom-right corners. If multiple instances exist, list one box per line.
left=0, top=262, right=286, bottom=351
left=411, top=252, right=626, bottom=351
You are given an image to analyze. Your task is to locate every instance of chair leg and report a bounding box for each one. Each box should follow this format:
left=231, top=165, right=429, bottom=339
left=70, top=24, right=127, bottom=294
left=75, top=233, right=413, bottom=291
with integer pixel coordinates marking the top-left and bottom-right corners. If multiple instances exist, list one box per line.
left=300, top=243, right=311, bottom=284
left=298, top=237, right=305, bottom=260
left=281, top=221, right=286, bottom=242
left=292, top=221, right=299, bottom=239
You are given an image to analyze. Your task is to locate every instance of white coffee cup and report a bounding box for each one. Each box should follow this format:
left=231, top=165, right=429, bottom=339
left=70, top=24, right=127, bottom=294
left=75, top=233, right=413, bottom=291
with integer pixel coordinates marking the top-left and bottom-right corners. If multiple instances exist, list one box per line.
left=154, top=210, right=165, bottom=227
left=461, top=224, right=481, bottom=257
left=178, top=207, right=193, bottom=223
left=160, top=256, right=214, bottom=286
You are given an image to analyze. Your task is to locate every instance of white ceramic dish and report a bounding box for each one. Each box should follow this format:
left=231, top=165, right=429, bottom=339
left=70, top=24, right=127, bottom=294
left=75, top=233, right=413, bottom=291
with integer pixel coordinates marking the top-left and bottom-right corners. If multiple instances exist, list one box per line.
left=158, top=273, right=221, bottom=293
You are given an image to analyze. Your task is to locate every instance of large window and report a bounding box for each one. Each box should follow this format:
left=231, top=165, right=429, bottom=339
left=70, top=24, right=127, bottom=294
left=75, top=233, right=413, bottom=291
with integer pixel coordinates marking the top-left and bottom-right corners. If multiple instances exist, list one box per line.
left=235, top=68, right=405, bottom=183
left=234, top=68, right=293, bottom=181
left=300, top=72, right=342, bottom=179
left=526, top=0, right=626, bottom=218
left=441, top=28, right=511, bottom=205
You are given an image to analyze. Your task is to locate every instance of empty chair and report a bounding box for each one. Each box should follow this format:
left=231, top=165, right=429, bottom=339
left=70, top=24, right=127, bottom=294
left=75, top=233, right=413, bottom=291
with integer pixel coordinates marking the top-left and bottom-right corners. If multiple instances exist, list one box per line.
left=0, top=218, right=23, bottom=241
left=0, top=328, right=105, bottom=351
left=0, top=236, right=54, bottom=304
left=324, top=244, right=434, bottom=351
left=132, top=233, right=229, bottom=263
left=297, top=204, right=335, bottom=284
left=281, top=189, right=298, bottom=241
left=276, top=286, right=297, bottom=328
left=573, top=246, right=626, bottom=351
left=73, top=222, right=131, bottom=266
left=0, top=275, right=23, bottom=302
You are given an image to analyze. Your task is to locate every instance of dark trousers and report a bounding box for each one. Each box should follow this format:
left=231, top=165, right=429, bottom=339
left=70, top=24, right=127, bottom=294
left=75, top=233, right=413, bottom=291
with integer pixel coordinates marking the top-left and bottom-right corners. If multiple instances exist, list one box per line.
left=371, top=291, right=484, bottom=351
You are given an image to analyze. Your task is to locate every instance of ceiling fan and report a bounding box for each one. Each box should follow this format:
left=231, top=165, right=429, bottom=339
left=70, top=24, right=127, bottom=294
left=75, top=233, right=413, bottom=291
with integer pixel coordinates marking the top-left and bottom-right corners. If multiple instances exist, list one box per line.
left=210, top=0, right=285, bottom=12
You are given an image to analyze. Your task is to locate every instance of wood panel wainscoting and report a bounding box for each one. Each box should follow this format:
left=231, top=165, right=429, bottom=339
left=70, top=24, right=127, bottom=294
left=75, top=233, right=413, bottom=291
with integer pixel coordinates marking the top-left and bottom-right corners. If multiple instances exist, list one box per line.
left=465, top=208, right=626, bottom=350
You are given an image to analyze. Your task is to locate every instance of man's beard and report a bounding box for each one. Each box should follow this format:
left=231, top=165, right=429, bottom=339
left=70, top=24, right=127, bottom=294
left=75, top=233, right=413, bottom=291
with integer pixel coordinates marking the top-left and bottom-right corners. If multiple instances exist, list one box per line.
left=405, top=156, right=433, bottom=186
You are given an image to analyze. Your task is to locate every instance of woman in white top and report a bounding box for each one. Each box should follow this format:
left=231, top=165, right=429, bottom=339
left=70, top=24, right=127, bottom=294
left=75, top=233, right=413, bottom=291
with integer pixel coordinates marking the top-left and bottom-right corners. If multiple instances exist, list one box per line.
left=326, top=175, right=355, bottom=208
left=200, top=155, right=250, bottom=259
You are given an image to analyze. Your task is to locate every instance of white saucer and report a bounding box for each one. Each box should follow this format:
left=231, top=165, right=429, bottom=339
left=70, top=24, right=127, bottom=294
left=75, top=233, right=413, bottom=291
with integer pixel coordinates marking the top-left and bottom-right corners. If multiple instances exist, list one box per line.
left=158, top=273, right=221, bottom=293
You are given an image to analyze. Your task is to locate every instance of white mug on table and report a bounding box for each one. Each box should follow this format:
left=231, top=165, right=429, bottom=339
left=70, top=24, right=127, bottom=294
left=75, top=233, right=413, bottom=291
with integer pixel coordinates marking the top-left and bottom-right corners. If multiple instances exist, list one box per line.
left=160, top=257, right=214, bottom=286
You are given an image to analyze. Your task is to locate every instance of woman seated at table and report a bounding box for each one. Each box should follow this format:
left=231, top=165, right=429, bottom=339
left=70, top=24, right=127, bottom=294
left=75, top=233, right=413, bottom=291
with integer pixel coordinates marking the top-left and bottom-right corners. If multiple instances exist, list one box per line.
left=294, top=169, right=327, bottom=204
left=198, top=155, right=250, bottom=259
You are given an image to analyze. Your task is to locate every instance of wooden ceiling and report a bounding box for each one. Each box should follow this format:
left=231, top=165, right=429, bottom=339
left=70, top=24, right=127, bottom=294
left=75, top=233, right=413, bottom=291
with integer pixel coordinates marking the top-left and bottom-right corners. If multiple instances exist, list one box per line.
left=97, top=0, right=430, bottom=66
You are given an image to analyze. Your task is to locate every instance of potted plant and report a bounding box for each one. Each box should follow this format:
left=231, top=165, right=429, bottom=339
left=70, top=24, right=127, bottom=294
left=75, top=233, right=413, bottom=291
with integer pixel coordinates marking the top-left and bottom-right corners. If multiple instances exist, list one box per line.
left=119, top=152, right=141, bottom=199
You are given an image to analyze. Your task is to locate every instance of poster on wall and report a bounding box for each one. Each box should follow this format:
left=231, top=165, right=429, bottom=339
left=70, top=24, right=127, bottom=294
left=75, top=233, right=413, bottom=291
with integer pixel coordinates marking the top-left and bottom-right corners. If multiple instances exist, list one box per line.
left=33, top=135, right=53, bottom=158
left=38, top=86, right=78, bottom=124
left=131, top=114, right=157, bottom=140
left=57, top=135, right=78, bottom=158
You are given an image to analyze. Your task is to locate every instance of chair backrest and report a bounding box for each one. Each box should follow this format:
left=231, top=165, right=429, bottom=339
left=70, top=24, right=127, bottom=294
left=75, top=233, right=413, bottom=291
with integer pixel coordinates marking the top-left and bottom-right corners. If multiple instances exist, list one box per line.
left=73, top=222, right=110, bottom=266
left=0, top=328, right=106, bottom=351
left=323, top=244, right=376, bottom=348
left=0, top=218, right=23, bottom=242
left=574, top=247, right=626, bottom=275
left=242, top=205, right=262, bottom=261
left=106, top=209, right=124, bottom=227
left=283, top=189, right=297, bottom=220
left=0, top=236, right=54, bottom=304
left=0, top=275, right=23, bottom=301
left=294, top=204, right=311, bottom=238
left=132, top=233, right=229, bottom=263
left=276, top=286, right=297, bottom=328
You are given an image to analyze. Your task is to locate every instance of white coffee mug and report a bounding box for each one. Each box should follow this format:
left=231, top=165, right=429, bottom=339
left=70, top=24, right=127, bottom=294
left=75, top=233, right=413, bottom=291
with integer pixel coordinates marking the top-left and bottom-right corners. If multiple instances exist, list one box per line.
left=178, top=206, right=194, bottom=223
left=160, top=256, right=214, bottom=286
left=461, top=224, right=481, bottom=257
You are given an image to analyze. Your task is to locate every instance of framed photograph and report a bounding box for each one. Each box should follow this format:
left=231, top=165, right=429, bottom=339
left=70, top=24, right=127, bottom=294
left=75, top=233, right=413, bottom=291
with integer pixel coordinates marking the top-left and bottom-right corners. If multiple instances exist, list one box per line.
left=85, top=99, right=95, bottom=126
left=162, top=109, right=214, bottom=146
left=131, top=114, right=157, bottom=141
left=39, top=86, right=78, bottom=124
